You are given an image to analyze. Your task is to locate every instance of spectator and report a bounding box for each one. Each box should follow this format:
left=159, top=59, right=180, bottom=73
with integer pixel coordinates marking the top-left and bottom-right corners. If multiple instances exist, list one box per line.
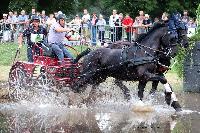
left=91, top=12, right=98, bottom=46
left=187, top=18, right=197, bottom=28
left=29, top=7, right=36, bottom=19
left=68, top=14, right=82, bottom=32
left=54, top=12, right=58, bottom=18
left=69, top=14, right=82, bottom=25
left=41, top=10, right=48, bottom=28
left=182, top=10, right=189, bottom=23
left=187, top=18, right=197, bottom=37
left=17, top=10, right=28, bottom=33
left=12, top=11, right=18, bottom=34
left=115, top=13, right=123, bottom=41
left=161, top=12, right=169, bottom=22
left=1, top=14, right=8, bottom=23
left=153, top=17, right=159, bottom=26
left=96, top=14, right=106, bottom=46
left=41, top=10, right=48, bottom=22
left=46, top=14, right=56, bottom=31
left=7, top=12, right=15, bottom=41
left=122, top=13, right=133, bottom=42
left=36, top=12, right=41, bottom=18
left=81, top=9, right=91, bottom=42
left=134, top=10, right=145, bottom=39
left=109, top=9, right=119, bottom=42
left=1, top=14, right=11, bottom=42
left=13, top=11, right=18, bottom=24
left=142, top=14, right=152, bottom=32
left=7, top=12, right=13, bottom=24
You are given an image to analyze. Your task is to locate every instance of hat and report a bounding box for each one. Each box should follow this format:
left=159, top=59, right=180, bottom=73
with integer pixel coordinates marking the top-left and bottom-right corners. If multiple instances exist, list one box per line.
left=31, top=15, right=40, bottom=22
left=58, top=11, right=63, bottom=15
left=56, top=14, right=66, bottom=21
left=145, top=14, right=149, bottom=18
left=3, top=14, right=8, bottom=17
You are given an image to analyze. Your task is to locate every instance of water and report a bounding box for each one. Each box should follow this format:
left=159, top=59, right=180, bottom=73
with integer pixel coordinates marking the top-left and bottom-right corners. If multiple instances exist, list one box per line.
left=0, top=84, right=200, bottom=133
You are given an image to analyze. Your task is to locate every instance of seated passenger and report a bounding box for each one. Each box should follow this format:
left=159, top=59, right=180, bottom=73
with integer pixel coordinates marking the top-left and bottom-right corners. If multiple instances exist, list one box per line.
left=18, top=16, right=47, bottom=62
left=48, top=14, right=74, bottom=65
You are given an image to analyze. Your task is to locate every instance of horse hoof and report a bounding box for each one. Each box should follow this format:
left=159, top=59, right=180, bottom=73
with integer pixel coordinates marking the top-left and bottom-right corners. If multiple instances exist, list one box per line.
left=171, top=101, right=182, bottom=112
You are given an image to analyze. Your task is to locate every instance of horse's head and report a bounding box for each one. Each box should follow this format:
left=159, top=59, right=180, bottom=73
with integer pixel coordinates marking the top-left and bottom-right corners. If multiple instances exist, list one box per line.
left=176, top=22, right=189, bottom=48
left=160, top=27, right=179, bottom=58
left=159, top=12, right=189, bottom=58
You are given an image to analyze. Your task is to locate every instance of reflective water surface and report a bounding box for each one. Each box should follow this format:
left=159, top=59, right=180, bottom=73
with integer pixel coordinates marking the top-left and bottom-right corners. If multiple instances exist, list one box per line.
left=0, top=87, right=200, bottom=133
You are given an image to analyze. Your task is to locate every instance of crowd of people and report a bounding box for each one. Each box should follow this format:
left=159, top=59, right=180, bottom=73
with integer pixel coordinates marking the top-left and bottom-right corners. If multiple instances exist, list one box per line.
left=0, top=8, right=197, bottom=44
left=0, top=8, right=197, bottom=63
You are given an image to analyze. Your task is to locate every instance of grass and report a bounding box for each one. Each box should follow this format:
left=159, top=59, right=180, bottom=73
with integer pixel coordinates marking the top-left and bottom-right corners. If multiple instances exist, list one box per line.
left=0, top=43, right=89, bottom=66
left=0, top=43, right=27, bottom=66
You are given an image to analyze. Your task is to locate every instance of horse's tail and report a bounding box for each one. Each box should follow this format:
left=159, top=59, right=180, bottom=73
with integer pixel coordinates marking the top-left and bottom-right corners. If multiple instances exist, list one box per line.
left=73, top=48, right=91, bottom=63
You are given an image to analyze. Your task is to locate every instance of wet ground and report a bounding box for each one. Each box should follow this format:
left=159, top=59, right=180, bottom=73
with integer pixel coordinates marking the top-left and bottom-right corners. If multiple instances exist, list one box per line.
left=0, top=80, right=200, bottom=133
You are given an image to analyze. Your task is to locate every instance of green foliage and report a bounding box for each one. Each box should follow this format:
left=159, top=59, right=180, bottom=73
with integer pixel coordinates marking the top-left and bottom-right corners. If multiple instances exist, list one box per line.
left=173, top=4, right=200, bottom=78
left=166, top=0, right=184, bottom=13
left=174, top=32, right=200, bottom=78
left=196, top=4, right=200, bottom=32
left=9, top=0, right=37, bottom=12
left=174, top=47, right=187, bottom=78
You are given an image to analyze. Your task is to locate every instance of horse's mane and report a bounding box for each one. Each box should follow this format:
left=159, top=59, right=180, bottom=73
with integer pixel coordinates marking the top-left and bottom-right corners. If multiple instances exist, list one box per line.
left=136, top=22, right=167, bottom=43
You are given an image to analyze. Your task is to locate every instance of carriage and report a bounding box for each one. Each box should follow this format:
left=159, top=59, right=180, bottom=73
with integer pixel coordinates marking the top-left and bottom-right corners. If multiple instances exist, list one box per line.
left=8, top=42, right=82, bottom=100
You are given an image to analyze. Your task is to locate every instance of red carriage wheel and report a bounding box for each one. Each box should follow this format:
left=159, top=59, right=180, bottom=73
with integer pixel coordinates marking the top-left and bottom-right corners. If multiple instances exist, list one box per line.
left=8, top=63, right=34, bottom=101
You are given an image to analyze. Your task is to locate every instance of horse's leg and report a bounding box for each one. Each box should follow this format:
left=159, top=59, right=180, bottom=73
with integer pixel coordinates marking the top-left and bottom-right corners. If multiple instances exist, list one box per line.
left=149, top=81, right=159, bottom=94
left=163, top=83, right=182, bottom=111
left=144, top=72, right=182, bottom=111
left=114, top=79, right=131, bottom=100
left=71, top=72, right=94, bottom=93
left=81, top=84, right=99, bottom=105
left=149, top=73, right=164, bottom=94
left=138, top=81, right=147, bottom=100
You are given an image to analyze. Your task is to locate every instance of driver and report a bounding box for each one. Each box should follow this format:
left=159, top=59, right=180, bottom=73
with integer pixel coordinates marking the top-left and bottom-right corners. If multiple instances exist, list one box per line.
left=48, top=14, right=74, bottom=65
left=167, top=11, right=188, bottom=47
left=18, top=15, right=47, bottom=62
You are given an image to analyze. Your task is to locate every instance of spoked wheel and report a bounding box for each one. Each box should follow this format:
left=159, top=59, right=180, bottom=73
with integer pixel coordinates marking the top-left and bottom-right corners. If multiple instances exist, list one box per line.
left=8, top=65, right=33, bottom=101
left=33, top=72, right=57, bottom=91
left=32, top=72, right=61, bottom=104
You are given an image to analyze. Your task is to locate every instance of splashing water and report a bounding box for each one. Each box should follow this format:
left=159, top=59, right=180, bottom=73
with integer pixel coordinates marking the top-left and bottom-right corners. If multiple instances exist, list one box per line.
left=1, top=80, right=200, bottom=132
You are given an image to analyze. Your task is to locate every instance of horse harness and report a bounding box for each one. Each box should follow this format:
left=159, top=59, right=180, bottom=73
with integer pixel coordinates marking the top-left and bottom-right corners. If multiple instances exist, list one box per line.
left=121, top=41, right=173, bottom=67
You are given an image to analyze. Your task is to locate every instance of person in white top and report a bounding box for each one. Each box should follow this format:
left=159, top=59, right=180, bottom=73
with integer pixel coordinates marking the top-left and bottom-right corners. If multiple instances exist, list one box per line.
left=81, top=9, right=91, bottom=42
left=96, top=14, right=106, bottom=46
left=46, top=14, right=56, bottom=31
left=109, top=9, right=119, bottom=42
left=68, top=14, right=82, bottom=32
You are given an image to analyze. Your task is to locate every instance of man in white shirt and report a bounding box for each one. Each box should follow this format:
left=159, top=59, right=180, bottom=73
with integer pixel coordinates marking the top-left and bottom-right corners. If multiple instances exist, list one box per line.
left=82, top=9, right=90, bottom=42
left=109, top=9, right=119, bottom=42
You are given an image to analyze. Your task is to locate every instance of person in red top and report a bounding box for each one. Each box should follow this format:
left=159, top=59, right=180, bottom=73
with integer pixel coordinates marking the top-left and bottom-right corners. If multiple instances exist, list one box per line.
left=122, top=14, right=134, bottom=42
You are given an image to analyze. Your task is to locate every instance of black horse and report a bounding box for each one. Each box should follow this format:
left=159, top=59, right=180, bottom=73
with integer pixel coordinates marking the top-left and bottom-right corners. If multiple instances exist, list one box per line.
left=71, top=23, right=187, bottom=111
left=106, top=17, right=188, bottom=95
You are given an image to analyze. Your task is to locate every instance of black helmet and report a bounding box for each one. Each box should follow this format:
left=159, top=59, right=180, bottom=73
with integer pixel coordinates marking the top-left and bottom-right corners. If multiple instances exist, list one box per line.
left=31, top=15, right=40, bottom=22
left=56, top=14, right=66, bottom=21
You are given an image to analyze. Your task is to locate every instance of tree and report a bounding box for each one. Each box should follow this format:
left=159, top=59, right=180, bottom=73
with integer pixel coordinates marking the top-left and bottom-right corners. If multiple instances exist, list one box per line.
left=9, top=0, right=37, bottom=13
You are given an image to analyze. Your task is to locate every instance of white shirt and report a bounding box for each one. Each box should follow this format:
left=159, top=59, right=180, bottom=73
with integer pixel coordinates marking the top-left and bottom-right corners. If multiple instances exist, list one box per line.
left=109, top=14, right=119, bottom=27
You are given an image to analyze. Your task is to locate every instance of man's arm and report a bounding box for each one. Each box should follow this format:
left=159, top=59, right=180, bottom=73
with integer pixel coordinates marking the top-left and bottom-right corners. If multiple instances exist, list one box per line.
left=54, top=26, right=71, bottom=32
